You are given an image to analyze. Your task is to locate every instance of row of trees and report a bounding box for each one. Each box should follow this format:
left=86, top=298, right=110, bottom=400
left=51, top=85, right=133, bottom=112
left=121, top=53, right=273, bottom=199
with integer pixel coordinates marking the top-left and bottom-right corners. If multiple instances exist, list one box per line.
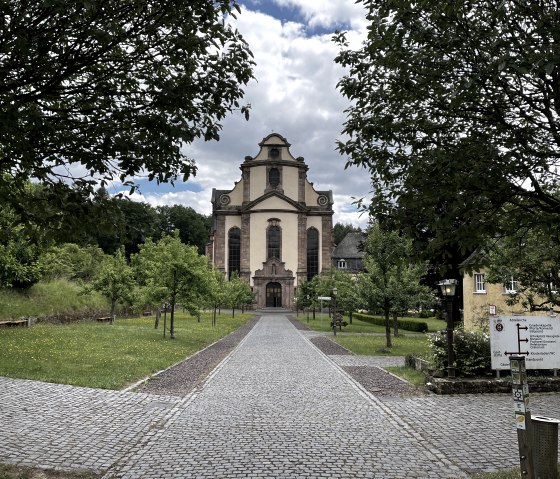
left=47, top=234, right=254, bottom=338
left=0, top=182, right=211, bottom=289
left=298, top=224, right=435, bottom=348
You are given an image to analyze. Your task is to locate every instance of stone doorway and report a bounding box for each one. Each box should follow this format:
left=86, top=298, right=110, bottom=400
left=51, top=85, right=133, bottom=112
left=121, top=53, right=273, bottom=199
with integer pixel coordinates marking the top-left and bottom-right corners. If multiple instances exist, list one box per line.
left=266, top=282, right=282, bottom=307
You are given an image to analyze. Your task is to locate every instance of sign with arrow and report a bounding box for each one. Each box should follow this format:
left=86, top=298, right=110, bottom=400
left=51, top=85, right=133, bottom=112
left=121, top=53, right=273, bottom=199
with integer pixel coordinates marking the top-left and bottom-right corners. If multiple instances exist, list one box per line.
left=489, top=316, right=560, bottom=370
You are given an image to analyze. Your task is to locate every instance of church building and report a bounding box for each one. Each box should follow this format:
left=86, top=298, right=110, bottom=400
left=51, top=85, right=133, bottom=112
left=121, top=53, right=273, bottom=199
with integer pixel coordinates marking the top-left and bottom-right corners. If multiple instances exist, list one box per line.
left=206, top=133, right=334, bottom=309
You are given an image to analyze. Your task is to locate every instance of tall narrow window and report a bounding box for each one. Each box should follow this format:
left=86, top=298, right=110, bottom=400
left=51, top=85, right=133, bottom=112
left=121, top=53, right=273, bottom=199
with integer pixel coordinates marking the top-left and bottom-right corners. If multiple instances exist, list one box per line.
left=307, top=227, right=319, bottom=280
left=268, top=167, right=280, bottom=188
left=267, top=225, right=281, bottom=259
left=474, top=273, right=486, bottom=293
left=228, top=227, right=241, bottom=279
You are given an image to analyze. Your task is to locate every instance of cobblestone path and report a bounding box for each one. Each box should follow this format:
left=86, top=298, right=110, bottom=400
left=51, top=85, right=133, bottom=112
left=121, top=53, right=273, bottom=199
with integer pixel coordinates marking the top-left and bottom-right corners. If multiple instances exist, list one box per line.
left=1, top=314, right=559, bottom=478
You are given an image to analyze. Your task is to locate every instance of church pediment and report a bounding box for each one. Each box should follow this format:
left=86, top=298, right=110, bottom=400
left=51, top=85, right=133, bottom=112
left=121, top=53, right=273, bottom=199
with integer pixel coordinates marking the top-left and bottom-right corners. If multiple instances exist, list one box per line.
left=243, top=191, right=305, bottom=213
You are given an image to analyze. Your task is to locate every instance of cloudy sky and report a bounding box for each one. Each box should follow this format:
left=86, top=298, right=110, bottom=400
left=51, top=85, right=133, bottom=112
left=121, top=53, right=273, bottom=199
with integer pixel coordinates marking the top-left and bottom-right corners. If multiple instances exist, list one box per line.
left=116, top=0, right=371, bottom=229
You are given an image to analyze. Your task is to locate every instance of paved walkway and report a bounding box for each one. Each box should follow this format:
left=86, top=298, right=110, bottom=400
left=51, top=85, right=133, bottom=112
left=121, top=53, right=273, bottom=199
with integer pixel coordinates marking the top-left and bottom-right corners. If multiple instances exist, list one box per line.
left=1, top=314, right=559, bottom=478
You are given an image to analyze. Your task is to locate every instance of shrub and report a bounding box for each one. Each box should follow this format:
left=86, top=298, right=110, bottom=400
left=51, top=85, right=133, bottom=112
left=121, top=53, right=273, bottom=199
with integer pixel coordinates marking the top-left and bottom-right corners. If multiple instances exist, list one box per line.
left=427, top=329, right=491, bottom=377
left=353, top=312, right=428, bottom=333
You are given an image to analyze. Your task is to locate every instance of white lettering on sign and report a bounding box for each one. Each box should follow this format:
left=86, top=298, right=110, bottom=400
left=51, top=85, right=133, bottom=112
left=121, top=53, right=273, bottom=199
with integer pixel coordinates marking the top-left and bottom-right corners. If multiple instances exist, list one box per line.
left=490, top=316, right=560, bottom=370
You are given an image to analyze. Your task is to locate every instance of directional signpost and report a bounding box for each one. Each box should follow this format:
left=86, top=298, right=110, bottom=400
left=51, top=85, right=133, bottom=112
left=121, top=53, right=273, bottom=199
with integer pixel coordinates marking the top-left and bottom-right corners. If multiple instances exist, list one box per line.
left=489, top=316, right=560, bottom=370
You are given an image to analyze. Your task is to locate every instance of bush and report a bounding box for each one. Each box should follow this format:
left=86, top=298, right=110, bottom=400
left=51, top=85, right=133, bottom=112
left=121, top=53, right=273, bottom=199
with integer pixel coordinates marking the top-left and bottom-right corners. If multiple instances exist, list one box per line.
left=353, top=312, right=428, bottom=333
left=427, top=329, right=491, bottom=377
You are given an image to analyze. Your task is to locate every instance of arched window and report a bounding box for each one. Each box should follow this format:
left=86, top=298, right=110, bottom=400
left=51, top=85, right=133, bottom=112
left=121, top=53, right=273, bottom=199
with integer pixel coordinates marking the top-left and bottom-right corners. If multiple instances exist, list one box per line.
left=267, top=225, right=281, bottom=260
left=307, top=227, right=319, bottom=280
left=268, top=167, right=280, bottom=188
left=228, top=227, right=241, bottom=279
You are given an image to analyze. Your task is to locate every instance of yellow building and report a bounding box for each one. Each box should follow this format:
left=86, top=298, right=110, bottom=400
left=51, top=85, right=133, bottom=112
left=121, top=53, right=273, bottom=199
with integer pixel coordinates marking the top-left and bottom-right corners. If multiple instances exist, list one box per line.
left=462, top=263, right=544, bottom=330
left=206, top=134, right=333, bottom=309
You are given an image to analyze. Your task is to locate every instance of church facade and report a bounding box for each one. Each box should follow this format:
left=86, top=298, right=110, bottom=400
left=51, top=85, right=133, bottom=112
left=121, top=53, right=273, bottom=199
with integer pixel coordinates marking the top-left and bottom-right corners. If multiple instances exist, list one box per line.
left=206, top=133, right=334, bottom=309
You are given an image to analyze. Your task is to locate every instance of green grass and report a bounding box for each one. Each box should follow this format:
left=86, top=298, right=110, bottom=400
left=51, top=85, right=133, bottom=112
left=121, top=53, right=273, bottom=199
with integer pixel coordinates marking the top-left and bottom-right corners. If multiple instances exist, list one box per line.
left=470, top=466, right=560, bottom=478
left=334, top=334, right=430, bottom=357
left=0, top=280, right=109, bottom=320
left=299, top=312, right=445, bottom=334
left=0, top=463, right=98, bottom=479
left=385, top=366, right=427, bottom=388
left=0, top=312, right=252, bottom=389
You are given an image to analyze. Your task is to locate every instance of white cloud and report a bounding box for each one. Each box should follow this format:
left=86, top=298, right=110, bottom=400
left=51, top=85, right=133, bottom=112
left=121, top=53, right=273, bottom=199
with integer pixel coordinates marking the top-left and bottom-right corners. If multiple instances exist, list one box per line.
left=133, top=1, right=370, bottom=229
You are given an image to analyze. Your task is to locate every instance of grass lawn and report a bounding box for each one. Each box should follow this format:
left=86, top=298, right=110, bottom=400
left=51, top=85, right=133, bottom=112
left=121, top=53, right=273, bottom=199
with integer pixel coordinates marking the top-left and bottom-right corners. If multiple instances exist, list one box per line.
left=470, top=466, right=560, bottom=478
left=0, top=280, right=109, bottom=320
left=334, top=334, right=430, bottom=357
left=0, top=312, right=252, bottom=389
left=385, top=366, right=427, bottom=387
left=0, top=463, right=99, bottom=479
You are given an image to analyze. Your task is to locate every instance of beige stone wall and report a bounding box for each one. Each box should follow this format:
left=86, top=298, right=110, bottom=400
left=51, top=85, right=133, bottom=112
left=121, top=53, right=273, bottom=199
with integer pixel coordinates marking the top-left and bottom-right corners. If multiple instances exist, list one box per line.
left=463, top=269, right=544, bottom=330
left=228, top=180, right=243, bottom=205
left=283, top=166, right=299, bottom=200
left=250, top=165, right=266, bottom=201
left=305, top=182, right=319, bottom=205
left=249, top=211, right=299, bottom=286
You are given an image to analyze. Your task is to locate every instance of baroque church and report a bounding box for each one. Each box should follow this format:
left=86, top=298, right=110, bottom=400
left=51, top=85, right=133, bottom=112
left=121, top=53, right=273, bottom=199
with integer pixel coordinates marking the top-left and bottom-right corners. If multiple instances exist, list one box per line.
left=206, top=133, right=334, bottom=309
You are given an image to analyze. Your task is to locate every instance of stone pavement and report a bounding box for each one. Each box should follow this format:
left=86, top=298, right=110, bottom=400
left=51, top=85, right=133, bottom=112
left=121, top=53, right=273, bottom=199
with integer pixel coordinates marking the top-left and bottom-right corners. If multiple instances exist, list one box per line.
left=1, top=314, right=559, bottom=478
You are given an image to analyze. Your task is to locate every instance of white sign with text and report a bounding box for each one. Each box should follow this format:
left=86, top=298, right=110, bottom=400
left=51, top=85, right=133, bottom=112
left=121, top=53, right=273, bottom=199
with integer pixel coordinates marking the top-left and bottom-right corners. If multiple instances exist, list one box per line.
left=489, top=316, right=560, bottom=370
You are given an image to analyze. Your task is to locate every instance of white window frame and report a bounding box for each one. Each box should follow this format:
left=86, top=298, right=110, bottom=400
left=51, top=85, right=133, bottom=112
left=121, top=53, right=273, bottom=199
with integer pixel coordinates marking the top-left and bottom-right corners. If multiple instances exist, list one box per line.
left=503, top=276, right=519, bottom=294
left=337, top=259, right=347, bottom=269
left=474, top=273, right=486, bottom=293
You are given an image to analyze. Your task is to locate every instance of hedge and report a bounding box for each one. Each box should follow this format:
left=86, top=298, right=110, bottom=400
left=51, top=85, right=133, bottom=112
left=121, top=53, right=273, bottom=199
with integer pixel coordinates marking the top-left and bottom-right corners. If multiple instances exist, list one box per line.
left=352, top=312, right=428, bottom=333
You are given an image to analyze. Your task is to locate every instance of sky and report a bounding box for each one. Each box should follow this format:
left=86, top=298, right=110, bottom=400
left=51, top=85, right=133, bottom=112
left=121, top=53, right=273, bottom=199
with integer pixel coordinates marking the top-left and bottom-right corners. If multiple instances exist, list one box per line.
left=115, top=0, right=371, bottom=229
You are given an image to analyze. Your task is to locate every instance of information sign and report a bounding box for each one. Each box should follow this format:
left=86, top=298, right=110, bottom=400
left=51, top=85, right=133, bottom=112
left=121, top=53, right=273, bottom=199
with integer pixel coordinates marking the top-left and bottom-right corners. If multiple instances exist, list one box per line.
left=489, top=316, right=560, bottom=370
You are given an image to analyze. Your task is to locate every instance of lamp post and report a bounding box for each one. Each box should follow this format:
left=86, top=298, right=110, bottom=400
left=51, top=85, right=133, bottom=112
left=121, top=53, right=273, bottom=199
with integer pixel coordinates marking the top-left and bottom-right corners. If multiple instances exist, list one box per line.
left=332, top=287, right=338, bottom=336
left=306, top=295, right=310, bottom=323
left=438, top=279, right=458, bottom=378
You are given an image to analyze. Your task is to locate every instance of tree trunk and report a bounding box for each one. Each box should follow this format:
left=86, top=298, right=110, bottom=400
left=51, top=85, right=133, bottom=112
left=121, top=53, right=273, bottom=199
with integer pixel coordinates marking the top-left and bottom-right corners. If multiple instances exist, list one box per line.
left=154, top=308, right=160, bottom=329
left=110, top=300, right=116, bottom=324
left=384, top=309, right=392, bottom=348
left=349, top=311, right=353, bottom=324
left=170, top=296, right=176, bottom=339
left=393, top=311, right=399, bottom=337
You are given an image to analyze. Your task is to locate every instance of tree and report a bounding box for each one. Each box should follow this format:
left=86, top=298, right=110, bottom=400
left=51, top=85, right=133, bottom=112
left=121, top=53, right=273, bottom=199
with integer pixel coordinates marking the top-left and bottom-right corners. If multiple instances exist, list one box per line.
left=331, top=271, right=363, bottom=324
left=359, top=224, right=433, bottom=348
left=39, top=243, right=106, bottom=283
left=334, top=1, right=560, bottom=258
left=89, top=249, right=135, bottom=322
left=0, top=199, right=45, bottom=289
left=133, top=233, right=211, bottom=338
left=486, top=224, right=560, bottom=313
left=1, top=0, right=254, bottom=217
left=156, top=205, right=211, bottom=255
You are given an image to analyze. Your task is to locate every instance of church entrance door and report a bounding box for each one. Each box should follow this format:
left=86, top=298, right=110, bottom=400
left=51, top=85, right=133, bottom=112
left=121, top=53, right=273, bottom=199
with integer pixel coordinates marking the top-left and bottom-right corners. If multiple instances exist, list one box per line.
left=266, top=282, right=282, bottom=308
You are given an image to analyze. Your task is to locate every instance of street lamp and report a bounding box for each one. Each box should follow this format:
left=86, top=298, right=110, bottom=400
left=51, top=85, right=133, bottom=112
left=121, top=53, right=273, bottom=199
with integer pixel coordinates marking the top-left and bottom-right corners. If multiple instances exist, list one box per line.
left=332, top=287, right=338, bottom=336
left=306, top=294, right=310, bottom=323
left=438, top=279, right=458, bottom=378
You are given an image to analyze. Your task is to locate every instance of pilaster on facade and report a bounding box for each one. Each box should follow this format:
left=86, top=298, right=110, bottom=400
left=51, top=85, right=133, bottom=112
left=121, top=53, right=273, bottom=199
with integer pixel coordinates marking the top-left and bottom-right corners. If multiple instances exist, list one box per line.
left=296, top=213, right=308, bottom=284
left=241, top=162, right=251, bottom=205
left=298, top=165, right=308, bottom=204
left=214, top=216, right=226, bottom=272
left=240, top=213, right=251, bottom=283
left=321, top=215, right=333, bottom=273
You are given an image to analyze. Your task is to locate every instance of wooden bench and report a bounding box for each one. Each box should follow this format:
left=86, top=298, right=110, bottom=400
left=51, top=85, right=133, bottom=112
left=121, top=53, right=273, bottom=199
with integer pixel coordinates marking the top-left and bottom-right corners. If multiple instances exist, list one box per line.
left=0, top=319, right=28, bottom=328
left=96, top=316, right=112, bottom=323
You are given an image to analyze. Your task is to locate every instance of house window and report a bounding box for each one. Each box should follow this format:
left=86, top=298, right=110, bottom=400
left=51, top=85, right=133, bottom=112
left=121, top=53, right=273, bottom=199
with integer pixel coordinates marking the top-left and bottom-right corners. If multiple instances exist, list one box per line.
left=474, top=273, right=486, bottom=293
left=267, top=224, right=281, bottom=260
left=228, top=227, right=241, bottom=279
left=307, top=227, right=319, bottom=280
left=503, top=277, right=519, bottom=294
left=338, top=259, right=347, bottom=269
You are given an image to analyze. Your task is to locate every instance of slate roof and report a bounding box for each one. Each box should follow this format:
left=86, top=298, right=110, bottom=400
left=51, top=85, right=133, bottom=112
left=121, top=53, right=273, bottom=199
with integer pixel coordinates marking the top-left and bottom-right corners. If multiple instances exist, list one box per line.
left=332, top=232, right=366, bottom=259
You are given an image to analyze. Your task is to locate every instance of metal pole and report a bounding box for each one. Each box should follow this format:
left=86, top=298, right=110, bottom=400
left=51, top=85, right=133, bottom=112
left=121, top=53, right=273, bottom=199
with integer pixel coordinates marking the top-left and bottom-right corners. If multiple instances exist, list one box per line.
left=510, top=356, right=535, bottom=479
left=446, top=297, right=455, bottom=378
